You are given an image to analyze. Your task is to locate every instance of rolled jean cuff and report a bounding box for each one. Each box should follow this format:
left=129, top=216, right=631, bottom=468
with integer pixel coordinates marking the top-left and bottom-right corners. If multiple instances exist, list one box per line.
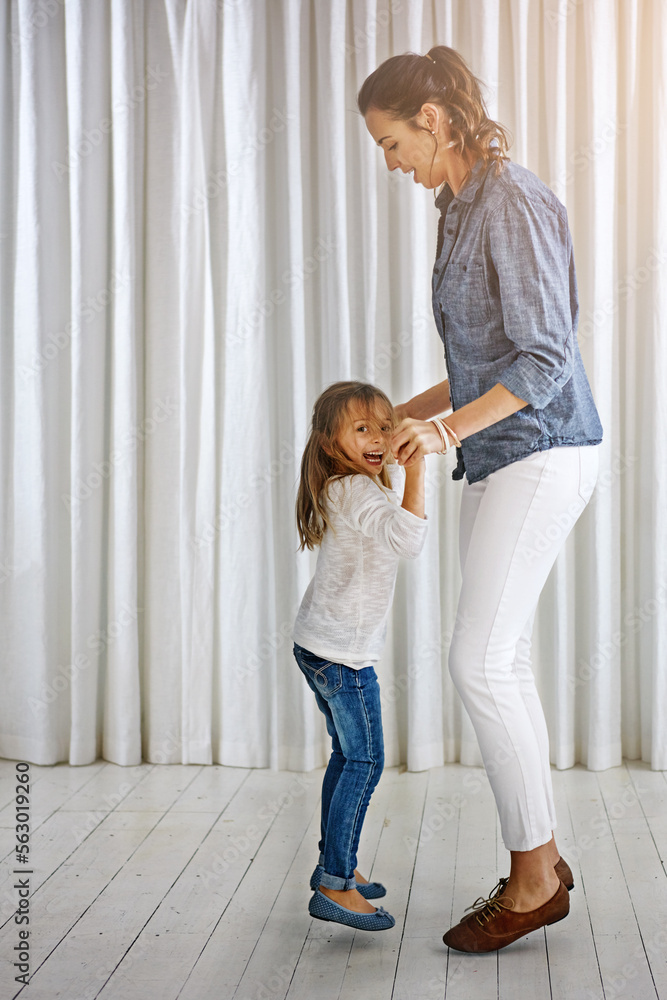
left=319, top=870, right=357, bottom=891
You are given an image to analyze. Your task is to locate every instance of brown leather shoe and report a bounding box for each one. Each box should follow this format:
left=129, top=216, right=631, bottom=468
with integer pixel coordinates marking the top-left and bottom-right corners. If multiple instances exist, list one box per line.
left=443, top=880, right=570, bottom=953
left=554, top=856, right=574, bottom=890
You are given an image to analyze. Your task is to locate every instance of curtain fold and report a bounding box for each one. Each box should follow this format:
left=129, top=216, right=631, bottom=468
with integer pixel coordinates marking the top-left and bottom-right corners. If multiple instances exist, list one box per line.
left=1, top=0, right=665, bottom=772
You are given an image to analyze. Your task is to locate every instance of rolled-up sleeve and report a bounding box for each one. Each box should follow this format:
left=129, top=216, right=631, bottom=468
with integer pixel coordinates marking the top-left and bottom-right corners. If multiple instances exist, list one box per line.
left=488, top=194, right=575, bottom=410
left=329, top=475, right=427, bottom=559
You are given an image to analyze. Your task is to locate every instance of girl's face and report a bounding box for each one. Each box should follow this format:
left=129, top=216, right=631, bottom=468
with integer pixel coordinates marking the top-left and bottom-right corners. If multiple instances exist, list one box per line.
left=336, top=404, right=393, bottom=474
left=365, top=105, right=448, bottom=190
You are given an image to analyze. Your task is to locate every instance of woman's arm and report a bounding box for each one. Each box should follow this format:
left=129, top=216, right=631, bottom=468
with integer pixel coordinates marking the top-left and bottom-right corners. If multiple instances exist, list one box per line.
left=394, top=379, right=451, bottom=422
left=444, top=382, right=528, bottom=441
left=392, top=383, right=528, bottom=467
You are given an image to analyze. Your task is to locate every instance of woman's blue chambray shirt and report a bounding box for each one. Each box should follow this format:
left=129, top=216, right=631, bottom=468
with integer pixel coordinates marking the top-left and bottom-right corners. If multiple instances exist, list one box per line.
left=432, top=158, right=603, bottom=484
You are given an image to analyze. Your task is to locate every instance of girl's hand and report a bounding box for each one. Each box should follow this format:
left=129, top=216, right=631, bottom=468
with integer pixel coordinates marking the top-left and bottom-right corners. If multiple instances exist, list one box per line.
left=391, top=419, right=442, bottom=467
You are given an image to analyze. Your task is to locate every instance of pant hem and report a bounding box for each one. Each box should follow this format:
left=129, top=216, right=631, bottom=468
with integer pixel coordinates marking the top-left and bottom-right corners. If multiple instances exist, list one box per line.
left=503, top=832, right=556, bottom=852
left=319, top=871, right=357, bottom=891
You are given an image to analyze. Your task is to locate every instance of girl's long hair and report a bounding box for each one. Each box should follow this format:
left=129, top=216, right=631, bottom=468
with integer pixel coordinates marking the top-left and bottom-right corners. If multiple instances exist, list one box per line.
left=296, top=381, right=395, bottom=551
left=357, top=46, right=511, bottom=181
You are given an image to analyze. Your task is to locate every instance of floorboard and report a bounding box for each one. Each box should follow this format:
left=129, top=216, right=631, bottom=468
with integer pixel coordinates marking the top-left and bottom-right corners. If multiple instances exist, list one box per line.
left=566, top=765, right=659, bottom=1000
left=0, top=759, right=665, bottom=1000
left=542, top=767, right=604, bottom=1000
left=443, top=767, right=499, bottom=1000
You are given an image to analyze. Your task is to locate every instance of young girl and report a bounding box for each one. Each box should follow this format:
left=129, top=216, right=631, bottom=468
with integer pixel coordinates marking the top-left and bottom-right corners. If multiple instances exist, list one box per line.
left=293, top=380, right=428, bottom=931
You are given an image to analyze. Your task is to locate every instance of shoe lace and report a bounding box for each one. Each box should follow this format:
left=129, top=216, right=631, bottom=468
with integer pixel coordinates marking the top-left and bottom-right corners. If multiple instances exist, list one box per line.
left=489, top=876, right=509, bottom=899
left=466, top=880, right=515, bottom=926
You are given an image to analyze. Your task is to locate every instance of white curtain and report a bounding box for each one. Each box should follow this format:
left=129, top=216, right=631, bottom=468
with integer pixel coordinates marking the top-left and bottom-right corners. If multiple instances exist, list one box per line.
left=1, top=0, right=665, bottom=772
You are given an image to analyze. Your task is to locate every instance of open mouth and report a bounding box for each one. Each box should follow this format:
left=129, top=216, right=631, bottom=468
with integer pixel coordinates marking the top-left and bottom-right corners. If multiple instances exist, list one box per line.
left=363, top=451, right=384, bottom=467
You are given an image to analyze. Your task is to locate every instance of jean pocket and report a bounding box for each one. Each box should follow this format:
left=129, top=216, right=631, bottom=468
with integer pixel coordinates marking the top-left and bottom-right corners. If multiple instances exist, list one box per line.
left=295, top=647, right=343, bottom=695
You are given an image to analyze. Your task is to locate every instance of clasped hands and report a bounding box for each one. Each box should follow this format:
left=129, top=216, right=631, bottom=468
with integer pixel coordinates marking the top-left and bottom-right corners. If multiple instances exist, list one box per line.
left=391, top=414, right=458, bottom=468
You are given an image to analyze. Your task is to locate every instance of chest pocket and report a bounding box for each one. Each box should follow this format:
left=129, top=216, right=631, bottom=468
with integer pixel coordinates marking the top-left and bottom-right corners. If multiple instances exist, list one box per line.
left=440, top=260, right=491, bottom=328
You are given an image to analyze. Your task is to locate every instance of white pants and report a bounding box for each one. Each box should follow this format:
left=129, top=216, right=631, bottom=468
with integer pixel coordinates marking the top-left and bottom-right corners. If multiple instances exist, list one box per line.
left=449, top=445, right=600, bottom=852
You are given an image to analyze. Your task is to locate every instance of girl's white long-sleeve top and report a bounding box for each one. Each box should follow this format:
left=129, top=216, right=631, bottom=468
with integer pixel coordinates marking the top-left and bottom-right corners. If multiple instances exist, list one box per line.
left=292, top=464, right=428, bottom=670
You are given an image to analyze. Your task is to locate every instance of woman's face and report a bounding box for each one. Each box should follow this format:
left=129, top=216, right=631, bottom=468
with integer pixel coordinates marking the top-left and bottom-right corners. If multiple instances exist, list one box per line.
left=364, top=105, right=447, bottom=190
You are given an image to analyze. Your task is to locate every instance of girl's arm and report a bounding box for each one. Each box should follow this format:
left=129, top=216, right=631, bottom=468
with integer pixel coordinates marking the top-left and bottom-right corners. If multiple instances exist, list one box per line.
left=395, top=379, right=451, bottom=421
left=400, top=459, right=426, bottom=518
left=331, top=472, right=427, bottom=559
left=392, top=383, right=528, bottom=467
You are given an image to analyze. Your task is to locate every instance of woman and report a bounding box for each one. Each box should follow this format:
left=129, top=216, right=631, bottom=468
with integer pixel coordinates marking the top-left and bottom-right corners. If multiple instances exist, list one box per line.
left=358, top=47, right=603, bottom=953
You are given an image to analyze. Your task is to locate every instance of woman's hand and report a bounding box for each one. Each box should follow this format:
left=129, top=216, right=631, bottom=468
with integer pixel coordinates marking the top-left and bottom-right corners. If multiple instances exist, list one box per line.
left=391, top=418, right=443, bottom=467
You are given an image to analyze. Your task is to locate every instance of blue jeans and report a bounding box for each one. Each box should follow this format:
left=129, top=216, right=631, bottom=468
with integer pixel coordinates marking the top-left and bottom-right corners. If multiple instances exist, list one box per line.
left=293, top=643, right=385, bottom=891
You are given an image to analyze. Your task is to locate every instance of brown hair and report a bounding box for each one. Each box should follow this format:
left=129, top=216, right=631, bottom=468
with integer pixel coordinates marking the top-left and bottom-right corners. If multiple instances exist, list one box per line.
left=357, top=46, right=511, bottom=183
left=296, top=381, right=395, bottom=551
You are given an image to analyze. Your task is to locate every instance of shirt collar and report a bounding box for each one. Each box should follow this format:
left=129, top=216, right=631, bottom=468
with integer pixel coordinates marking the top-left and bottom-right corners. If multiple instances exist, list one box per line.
left=434, top=157, right=489, bottom=210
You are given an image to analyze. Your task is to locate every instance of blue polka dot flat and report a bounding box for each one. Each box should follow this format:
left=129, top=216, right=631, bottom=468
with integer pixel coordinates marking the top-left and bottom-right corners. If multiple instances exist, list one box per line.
left=309, top=865, right=387, bottom=899
left=308, top=889, right=395, bottom=931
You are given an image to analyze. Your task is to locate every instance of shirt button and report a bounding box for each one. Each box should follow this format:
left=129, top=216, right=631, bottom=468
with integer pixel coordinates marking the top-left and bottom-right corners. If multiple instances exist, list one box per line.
left=447, top=228, right=454, bottom=234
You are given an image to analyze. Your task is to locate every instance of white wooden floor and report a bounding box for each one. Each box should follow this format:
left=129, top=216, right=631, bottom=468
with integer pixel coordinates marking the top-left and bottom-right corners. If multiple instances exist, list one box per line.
left=1, top=758, right=666, bottom=1000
